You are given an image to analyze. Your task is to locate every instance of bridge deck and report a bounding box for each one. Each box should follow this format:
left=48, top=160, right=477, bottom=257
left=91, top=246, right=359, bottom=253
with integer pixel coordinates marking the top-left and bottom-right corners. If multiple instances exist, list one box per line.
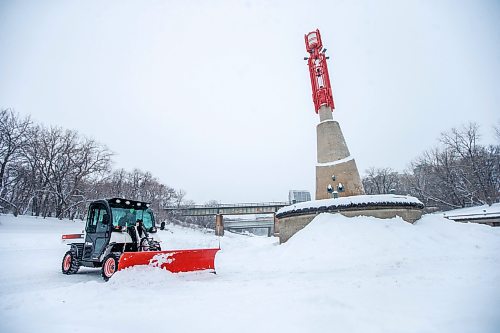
left=164, top=202, right=289, bottom=216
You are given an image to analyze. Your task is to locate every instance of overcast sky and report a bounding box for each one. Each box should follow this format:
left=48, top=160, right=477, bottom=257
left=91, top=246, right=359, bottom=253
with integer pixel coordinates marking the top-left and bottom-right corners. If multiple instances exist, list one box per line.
left=1, top=0, right=499, bottom=204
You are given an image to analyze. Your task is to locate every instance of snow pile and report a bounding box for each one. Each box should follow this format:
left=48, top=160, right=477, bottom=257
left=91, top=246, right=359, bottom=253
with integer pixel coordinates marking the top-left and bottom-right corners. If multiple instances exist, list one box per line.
left=279, top=213, right=497, bottom=268
left=1, top=213, right=499, bottom=333
left=277, top=194, right=423, bottom=217
left=109, top=265, right=176, bottom=286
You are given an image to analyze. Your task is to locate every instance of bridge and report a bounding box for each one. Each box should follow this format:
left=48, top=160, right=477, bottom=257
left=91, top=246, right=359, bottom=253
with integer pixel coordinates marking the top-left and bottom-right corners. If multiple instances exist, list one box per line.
left=164, top=202, right=289, bottom=236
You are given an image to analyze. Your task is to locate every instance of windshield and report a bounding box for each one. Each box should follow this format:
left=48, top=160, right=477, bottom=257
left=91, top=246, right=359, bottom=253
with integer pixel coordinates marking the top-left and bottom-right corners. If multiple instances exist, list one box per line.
left=111, top=207, right=155, bottom=229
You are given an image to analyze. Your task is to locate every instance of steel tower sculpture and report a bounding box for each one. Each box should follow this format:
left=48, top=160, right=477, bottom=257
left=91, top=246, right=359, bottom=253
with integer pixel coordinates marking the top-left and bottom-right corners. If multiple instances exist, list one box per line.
left=304, top=29, right=334, bottom=113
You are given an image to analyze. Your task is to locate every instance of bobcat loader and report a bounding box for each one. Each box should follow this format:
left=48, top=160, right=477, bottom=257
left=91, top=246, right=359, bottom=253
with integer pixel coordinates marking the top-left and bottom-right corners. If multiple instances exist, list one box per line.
left=61, top=198, right=219, bottom=281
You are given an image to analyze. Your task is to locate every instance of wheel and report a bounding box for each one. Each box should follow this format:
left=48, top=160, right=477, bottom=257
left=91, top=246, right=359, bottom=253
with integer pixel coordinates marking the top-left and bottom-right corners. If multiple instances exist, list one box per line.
left=101, top=253, right=120, bottom=281
left=61, top=249, right=79, bottom=275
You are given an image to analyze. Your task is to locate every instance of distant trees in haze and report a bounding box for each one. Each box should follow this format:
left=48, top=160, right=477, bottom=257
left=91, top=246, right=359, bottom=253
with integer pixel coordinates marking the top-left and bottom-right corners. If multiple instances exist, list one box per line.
left=91, top=168, right=181, bottom=224
left=0, top=109, right=183, bottom=220
left=363, top=122, right=500, bottom=210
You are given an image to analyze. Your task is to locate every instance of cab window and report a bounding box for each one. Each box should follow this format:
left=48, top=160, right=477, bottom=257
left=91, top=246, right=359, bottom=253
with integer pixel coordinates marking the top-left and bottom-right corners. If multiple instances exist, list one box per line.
left=87, top=204, right=107, bottom=233
left=141, top=210, right=154, bottom=229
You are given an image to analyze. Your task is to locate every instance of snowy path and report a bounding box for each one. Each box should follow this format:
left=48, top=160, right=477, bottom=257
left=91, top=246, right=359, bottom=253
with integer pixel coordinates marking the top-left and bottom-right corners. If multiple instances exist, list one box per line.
left=1, top=214, right=499, bottom=333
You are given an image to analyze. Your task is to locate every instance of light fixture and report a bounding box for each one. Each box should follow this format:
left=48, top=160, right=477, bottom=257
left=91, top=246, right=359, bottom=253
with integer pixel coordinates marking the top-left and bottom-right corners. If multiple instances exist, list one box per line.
left=125, top=201, right=130, bottom=205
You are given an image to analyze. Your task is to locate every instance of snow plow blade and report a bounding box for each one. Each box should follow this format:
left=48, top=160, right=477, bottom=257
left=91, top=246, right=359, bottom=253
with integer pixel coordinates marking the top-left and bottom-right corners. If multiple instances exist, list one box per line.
left=118, top=248, right=220, bottom=273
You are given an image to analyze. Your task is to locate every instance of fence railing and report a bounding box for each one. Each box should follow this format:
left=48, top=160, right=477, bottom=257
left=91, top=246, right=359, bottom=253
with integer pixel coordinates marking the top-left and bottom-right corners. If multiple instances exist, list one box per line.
left=163, top=202, right=289, bottom=210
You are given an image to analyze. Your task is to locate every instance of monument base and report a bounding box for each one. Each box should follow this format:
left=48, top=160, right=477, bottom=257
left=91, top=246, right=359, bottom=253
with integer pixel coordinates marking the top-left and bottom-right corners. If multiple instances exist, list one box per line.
left=316, top=159, right=364, bottom=199
left=276, top=194, right=424, bottom=243
left=315, top=106, right=365, bottom=199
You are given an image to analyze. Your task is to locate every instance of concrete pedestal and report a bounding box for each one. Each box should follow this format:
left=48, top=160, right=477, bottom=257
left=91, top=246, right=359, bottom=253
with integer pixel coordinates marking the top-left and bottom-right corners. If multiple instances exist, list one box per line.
left=315, top=105, right=364, bottom=200
left=215, top=214, right=224, bottom=236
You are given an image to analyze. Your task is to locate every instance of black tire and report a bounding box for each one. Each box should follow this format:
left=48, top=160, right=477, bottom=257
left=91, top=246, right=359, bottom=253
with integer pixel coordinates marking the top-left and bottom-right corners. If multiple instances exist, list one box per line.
left=101, top=253, right=120, bottom=281
left=61, top=250, right=79, bottom=275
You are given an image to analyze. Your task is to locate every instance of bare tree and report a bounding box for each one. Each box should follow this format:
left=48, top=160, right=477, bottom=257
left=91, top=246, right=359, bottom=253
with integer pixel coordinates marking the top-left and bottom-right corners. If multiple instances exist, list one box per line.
left=0, top=109, right=31, bottom=214
left=363, top=122, right=499, bottom=210
left=91, top=168, right=178, bottom=223
left=175, top=189, right=187, bottom=207
left=0, top=110, right=184, bottom=219
left=440, top=123, right=498, bottom=205
left=18, top=126, right=113, bottom=218
left=362, top=167, right=401, bottom=194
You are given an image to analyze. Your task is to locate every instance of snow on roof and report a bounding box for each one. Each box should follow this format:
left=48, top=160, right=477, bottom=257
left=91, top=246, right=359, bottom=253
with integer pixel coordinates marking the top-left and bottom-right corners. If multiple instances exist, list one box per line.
left=276, top=194, right=423, bottom=218
left=442, top=203, right=500, bottom=220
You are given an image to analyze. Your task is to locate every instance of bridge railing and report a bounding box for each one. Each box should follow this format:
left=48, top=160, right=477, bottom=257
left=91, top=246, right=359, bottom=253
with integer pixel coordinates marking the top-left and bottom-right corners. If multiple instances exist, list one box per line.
left=163, top=202, right=290, bottom=210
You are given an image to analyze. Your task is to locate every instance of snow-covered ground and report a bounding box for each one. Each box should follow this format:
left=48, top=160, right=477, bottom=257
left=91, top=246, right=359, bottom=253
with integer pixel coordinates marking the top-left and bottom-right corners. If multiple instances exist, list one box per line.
left=0, top=213, right=499, bottom=333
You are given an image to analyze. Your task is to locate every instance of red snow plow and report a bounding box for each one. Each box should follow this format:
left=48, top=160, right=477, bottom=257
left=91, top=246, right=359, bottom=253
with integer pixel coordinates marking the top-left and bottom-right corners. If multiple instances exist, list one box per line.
left=118, top=248, right=220, bottom=272
left=61, top=198, right=219, bottom=281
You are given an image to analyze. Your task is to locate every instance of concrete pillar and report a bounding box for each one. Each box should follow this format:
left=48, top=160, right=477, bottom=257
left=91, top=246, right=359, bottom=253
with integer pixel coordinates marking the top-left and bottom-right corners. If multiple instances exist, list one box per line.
left=316, top=105, right=364, bottom=200
left=273, top=213, right=280, bottom=236
left=215, top=214, right=224, bottom=236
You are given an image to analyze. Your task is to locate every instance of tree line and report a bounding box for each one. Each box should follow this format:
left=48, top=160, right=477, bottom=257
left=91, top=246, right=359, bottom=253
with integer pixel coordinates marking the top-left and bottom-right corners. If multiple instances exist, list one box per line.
left=362, top=122, right=500, bottom=210
left=2, top=108, right=498, bottom=223
left=0, top=109, right=184, bottom=220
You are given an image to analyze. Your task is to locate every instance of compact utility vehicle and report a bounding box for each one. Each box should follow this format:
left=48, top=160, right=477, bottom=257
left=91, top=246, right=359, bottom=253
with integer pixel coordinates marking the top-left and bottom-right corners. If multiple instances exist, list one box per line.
left=61, top=198, right=219, bottom=280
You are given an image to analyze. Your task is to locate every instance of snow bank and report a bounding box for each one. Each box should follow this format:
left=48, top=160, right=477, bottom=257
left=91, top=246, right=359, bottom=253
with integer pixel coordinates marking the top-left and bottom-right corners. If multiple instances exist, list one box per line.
left=277, top=213, right=499, bottom=270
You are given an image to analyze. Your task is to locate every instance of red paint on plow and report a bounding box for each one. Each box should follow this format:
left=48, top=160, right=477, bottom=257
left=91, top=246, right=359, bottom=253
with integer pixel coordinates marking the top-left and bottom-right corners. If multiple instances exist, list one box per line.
left=118, top=248, right=220, bottom=273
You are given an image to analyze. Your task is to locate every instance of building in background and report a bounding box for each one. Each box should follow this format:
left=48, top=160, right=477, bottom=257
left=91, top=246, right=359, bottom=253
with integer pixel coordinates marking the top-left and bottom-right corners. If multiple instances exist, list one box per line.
left=289, top=190, right=311, bottom=204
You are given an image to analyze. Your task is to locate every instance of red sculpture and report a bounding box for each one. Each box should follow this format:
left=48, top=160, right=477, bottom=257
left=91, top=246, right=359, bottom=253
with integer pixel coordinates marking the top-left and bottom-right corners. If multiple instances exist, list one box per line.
left=304, top=29, right=335, bottom=113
